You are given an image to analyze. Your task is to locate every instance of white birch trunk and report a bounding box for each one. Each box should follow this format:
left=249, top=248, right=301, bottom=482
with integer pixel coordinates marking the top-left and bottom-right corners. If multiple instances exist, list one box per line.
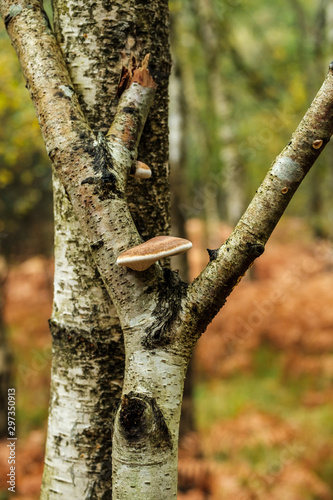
left=41, top=0, right=172, bottom=497
left=41, top=173, right=124, bottom=498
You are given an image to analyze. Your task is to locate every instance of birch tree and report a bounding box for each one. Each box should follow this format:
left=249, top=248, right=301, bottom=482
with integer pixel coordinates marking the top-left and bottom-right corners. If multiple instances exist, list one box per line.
left=1, top=1, right=333, bottom=499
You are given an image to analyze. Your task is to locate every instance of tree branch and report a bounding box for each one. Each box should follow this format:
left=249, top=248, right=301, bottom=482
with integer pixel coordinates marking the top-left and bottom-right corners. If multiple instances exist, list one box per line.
left=0, top=0, right=163, bottom=320
left=106, top=58, right=156, bottom=167
left=182, top=64, right=333, bottom=339
left=0, top=0, right=92, bottom=156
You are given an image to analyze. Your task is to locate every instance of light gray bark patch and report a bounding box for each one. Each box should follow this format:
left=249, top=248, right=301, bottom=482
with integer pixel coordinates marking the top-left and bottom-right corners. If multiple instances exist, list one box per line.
left=59, top=84, right=75, bottom=98
left=271, top=157, right=303, bottom=182
left=4, top=4, right=22, bottom=26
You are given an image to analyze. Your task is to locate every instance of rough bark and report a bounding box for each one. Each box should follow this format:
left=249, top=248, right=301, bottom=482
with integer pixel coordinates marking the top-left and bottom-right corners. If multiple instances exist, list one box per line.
left=42, top=0, right=170, bottom=497
left=1, top=1, right=333, bottom=499
left=41, top=173, right=124, bottom=498
left=52, top=0, right=171, bottom=241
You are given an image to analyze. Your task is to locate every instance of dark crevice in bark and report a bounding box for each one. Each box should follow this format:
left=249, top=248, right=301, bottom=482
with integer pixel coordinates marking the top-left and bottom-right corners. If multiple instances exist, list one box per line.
left=245, top=242, right=265, bottom=259
left=119, top=392, right=172, bottom=450
left=142, top=268, right=188, bottom=349
left=49, top=319, right=123, bottom=345
left=207, top=248, right=218, bottom=261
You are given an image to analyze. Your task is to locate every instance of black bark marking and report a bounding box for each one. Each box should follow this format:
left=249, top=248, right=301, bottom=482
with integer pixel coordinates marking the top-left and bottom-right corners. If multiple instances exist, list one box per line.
left=207, top=248, right=218, bottom=261
left=119, top=394, right=146, bottom=442
left=101, top=172, right=117, bottom=184
left=53, top=435, right=63, bottom=457
left=54, top=90, right=71, bottom=101
left=81, top=177, right=96, bottom=185
left=90, top=240, right=104, bottom=251
left=4, top=4, right=22, bottom=27
left=119, top=392, right=172, bottom=450
left=122, top=106, right=137, bottom=115
left=79, top=134, right=124, bottom=200
left=79, top=131, right=90, bottom=140
left=48, top=320, right=124, bottom=497
left=91, top=133, right=124, bottom=200
left=48, top=319, right=123, bottom=345
left=246, top=242, right=265, bottom=258
left=143, top=268, right=188, bottom=349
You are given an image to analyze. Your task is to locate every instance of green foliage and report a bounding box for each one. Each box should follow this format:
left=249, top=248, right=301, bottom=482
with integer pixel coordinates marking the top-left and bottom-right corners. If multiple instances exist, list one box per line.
left=0, top=25, right=52, bottom=260
left=171, top=0, right=333, bottom=226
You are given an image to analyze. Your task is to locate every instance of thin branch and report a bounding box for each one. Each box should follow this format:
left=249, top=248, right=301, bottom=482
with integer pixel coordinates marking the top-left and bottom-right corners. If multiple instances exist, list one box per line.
left=182, top=64, right=333, bottom=338
left=106, top=57, right=156, bottom=165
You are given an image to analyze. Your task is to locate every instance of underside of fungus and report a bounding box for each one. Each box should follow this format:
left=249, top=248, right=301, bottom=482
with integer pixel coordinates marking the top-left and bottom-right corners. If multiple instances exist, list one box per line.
left=131, top=160, right=152, bottom=179
left=116, top=236, right=193, bottom=271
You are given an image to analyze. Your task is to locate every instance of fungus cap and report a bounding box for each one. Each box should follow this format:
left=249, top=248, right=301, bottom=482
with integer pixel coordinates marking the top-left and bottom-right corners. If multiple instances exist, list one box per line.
left=132, top=161, right=152, bottom=179
left=116, top=236, right=192, bottom=271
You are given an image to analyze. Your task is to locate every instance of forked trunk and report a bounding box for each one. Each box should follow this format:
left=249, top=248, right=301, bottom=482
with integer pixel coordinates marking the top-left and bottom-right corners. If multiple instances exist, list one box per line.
left=42, top=0, right=171, bottom=497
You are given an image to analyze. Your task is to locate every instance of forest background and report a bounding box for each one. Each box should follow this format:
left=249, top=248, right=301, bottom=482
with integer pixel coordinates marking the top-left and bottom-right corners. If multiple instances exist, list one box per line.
left=1, top=0, right=333, bottom=498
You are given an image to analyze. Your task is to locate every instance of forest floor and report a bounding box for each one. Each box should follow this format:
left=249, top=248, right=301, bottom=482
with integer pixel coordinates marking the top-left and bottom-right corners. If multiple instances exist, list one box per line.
left=0, top=217, right=333, bottom=500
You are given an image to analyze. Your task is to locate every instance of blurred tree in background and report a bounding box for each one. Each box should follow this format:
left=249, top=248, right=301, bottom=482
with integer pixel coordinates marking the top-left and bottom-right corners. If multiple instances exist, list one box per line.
left=170, top=0, right=333, bottom=239
left=0, top=24, right=53, bottom=262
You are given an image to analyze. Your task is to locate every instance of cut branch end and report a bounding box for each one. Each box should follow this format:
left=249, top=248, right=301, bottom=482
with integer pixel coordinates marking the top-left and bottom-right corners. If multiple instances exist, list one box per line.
left=117, top=54, right=157, bottom=97
left=131, top=54, right=157, bottom=89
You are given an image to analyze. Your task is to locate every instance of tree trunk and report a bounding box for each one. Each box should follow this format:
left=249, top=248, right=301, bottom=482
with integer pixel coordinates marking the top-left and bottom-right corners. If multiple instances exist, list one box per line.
left=41, top=0, right=171, bottom=497
left=291, top=0, right=330, bottom=236
left=169, top=61, right=195, bottom=439
left=41, top=173, right=124, bottom=497
left=194, top=0, right=245, bottom=226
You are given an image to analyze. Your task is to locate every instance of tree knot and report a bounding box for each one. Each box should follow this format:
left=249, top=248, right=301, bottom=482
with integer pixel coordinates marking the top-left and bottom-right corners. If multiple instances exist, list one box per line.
left=119, top=392, right=172, bottom=450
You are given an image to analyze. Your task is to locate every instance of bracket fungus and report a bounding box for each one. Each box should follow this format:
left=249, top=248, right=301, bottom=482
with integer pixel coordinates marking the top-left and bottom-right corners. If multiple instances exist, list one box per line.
left=131, top=161, right=152, bottom=179
left=312, top=139, right=323, bottom=149
left=116, top=236, right=193, bottom=271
